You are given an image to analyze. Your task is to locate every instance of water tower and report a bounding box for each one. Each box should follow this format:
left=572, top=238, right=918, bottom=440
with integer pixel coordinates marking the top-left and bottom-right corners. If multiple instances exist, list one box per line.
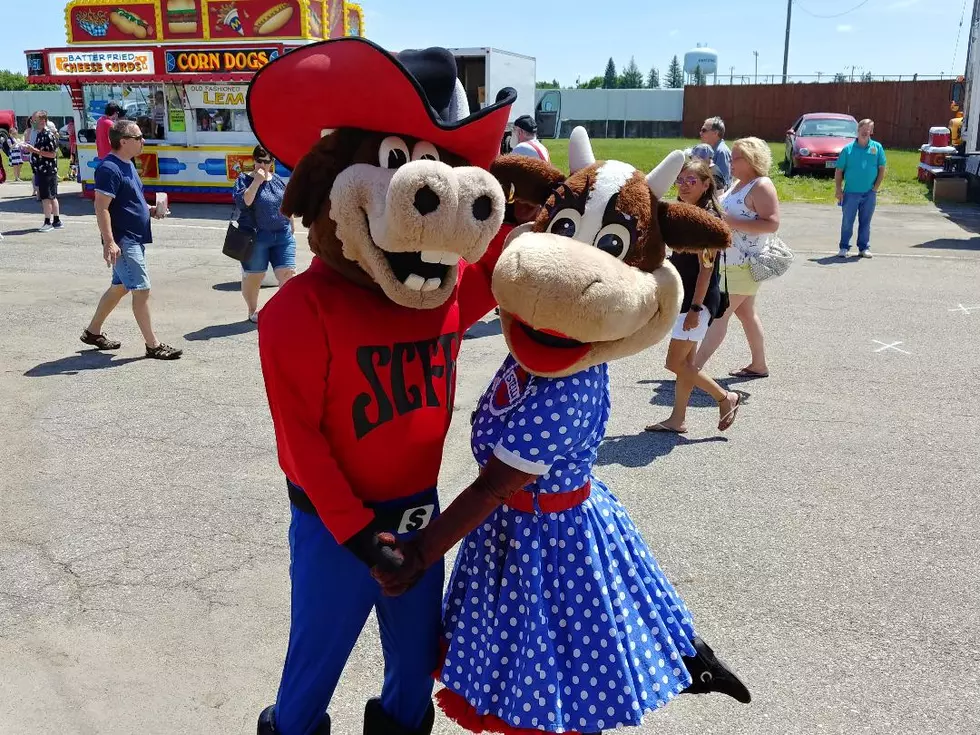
left=684, top=43, right=719, bottom=83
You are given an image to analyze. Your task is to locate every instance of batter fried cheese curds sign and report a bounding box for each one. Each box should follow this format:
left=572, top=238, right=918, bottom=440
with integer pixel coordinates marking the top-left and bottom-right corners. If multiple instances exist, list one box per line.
left=49, top=50, right=155, bottom=75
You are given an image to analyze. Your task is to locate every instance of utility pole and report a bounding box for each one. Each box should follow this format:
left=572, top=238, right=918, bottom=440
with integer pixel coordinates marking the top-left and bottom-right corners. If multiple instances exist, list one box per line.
left=753, top=50, right=759, bottom=84
left=782, top=0, right=792, bottom=84
left=816, top=71, right=823, bottom=82
left=730, top=65, right=735, bottom=85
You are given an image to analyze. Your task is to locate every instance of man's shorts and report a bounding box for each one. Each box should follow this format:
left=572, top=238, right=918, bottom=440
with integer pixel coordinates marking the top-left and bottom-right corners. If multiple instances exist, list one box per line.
left=111, top=240, right=151, bottom=291
left=37, top=172, right=58, bottom=201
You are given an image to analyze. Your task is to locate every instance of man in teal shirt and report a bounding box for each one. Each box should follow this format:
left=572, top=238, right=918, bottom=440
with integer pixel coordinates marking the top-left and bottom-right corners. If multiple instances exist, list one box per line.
left=835, top=118, right=887, bottom=258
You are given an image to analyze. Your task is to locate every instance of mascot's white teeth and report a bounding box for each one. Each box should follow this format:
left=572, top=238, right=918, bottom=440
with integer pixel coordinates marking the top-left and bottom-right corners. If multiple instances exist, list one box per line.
left=421, top=278, right=441, bottom=292
left=420, top=250, right=459, bottom=265
left=403, top=274, right=427, bottom=291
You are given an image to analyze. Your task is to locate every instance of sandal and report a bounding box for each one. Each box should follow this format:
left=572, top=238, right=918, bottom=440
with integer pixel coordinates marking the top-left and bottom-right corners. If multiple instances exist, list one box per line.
left=80, top=329, right=121, bottom=350
left=729, top=367, right=769, bottom=379
left=145, top=342, right=183, bottom=360
left=645, top=422, right=687, bottom=434
left=718, top=393, right=741, bottom=432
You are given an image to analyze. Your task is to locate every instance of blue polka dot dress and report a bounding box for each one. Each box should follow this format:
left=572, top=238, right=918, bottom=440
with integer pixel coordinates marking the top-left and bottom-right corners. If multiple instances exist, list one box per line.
left=437, top=355, right=699, bottom=734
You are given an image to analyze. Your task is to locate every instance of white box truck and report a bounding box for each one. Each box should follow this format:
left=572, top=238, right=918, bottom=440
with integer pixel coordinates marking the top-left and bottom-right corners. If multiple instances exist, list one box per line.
left=449, top=48, right=536, bottom=153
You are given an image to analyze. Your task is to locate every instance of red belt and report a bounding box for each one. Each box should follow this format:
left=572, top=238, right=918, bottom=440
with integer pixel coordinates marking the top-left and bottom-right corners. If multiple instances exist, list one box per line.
left=506, top=480, right=591, bottom=513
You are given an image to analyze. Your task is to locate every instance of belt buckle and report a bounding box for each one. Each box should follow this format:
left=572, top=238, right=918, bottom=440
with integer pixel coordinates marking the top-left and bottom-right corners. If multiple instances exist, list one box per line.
left=397, top=504, right=435, bottom=533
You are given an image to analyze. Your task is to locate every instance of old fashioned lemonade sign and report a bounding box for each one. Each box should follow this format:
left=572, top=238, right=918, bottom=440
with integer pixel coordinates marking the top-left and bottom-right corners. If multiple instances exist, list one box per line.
left=185, top=83, right=247, bottom=109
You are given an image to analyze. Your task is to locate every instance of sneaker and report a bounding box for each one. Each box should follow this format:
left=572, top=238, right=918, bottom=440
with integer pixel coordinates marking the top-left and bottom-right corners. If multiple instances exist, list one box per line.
left=248, top=311, right=259, bottom=323
left=145, top=342, right=183, bottom=360
left=80, top=329, right=121, bottom=350
left=837, top=248, right=848, bottom=258
left=52, top=219, right=64, bottom=229
left=38, top=223, right=53, bottom=232
left=858, top=249, right=873, bottom=259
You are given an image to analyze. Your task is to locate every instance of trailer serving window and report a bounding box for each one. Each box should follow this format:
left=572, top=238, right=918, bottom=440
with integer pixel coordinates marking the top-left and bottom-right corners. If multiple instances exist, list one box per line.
left=185, top=83, right=251, bottom=137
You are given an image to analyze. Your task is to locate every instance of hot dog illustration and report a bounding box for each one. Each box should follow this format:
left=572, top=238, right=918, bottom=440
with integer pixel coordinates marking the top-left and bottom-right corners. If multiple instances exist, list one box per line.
left=110, top=8, right=154, bottom=38
left=254, top=3, right=293, bottom=35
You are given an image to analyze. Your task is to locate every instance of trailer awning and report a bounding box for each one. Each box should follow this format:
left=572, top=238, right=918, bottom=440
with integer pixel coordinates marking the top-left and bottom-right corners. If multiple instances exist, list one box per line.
left=28, top=73, right=256, bottom=85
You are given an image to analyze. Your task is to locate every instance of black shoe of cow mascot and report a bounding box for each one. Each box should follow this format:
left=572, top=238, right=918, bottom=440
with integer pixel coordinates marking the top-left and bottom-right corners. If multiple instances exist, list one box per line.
left=246, top=38, right=516, bottom=735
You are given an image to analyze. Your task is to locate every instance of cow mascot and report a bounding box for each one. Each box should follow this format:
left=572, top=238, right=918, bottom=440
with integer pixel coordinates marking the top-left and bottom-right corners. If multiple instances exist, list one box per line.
left=374, top=127, right=753, bottom=734
left=246, top=38, right=516, bottom=735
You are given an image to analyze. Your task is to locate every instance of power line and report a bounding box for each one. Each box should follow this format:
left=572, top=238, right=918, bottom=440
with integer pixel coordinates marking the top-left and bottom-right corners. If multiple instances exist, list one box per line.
left=950, top=0, right=970, bottom=74
left=794, top=0, right=871, bottom=20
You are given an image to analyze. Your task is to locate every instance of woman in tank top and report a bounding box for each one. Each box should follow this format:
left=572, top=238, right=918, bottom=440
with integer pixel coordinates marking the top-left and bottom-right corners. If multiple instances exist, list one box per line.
left=694, top=137, right=780, bottom=379
left=646, top=158, right=741, bottom=433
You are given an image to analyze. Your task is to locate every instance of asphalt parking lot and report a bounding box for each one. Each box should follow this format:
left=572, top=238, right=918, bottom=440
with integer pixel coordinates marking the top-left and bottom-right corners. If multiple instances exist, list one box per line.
left=1, top=181, right=979, bottom=735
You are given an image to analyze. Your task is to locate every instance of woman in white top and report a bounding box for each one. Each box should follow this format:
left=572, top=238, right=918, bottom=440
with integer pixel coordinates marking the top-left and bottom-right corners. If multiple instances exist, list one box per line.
left=694, top=137, right=780, bottom=378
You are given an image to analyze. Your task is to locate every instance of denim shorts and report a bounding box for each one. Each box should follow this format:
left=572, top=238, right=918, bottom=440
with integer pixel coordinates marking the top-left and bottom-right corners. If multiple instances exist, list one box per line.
left=111, top=240, right=151, bottom=291
left=242, top=227, right=297, bottom=274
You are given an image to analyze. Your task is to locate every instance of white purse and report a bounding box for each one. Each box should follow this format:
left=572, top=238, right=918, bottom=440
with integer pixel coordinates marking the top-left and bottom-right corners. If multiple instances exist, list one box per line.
left=748, top=234, right=794, bottom=282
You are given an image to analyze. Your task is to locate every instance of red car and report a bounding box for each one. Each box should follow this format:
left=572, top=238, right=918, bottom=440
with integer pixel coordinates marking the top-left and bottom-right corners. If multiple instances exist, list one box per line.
left=784, top=113, right=858, bottom=175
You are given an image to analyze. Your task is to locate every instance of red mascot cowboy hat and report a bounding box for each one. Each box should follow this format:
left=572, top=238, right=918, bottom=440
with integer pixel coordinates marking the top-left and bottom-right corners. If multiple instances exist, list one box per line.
left=247, top=37, right=518, bottom=171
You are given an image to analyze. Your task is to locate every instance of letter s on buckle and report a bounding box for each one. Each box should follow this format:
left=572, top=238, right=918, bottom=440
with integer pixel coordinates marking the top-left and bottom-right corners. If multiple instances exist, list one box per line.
left=397, top=504, right=435, bottom=534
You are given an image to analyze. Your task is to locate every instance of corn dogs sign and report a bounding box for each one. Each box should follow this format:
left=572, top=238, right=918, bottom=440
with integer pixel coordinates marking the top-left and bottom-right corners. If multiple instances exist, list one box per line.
left=48, top=50, right=155, bottom=75
left=164, top=48, right=279, bottom=73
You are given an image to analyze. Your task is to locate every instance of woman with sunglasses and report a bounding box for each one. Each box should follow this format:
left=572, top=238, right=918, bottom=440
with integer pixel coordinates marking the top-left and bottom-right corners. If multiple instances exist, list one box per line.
left=646, top=158, right=740, bottom=434
left=233, top=145, right=296, bottom=322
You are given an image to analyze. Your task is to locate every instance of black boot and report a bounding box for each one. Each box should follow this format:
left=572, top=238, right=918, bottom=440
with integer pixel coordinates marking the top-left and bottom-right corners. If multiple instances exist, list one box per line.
left=681, top=636, right=752, bottom=703
left=363, top=697, right=434, bottom=735
left=257, top=705, right=331, bottom=734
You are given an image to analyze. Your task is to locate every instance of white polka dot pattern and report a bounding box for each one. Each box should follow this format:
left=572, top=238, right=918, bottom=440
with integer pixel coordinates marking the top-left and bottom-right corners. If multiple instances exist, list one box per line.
left=444, top=357, right=699, bottom=733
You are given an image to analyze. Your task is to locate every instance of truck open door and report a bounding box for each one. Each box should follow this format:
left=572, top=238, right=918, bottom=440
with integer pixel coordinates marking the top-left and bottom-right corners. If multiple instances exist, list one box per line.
left=536, top=90, right=560, bottom=139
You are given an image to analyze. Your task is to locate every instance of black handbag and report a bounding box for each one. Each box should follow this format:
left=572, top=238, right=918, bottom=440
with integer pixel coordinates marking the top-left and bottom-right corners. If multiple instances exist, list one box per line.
left=713, top=251, right=730, bottom=319
left=222, top=198, right=256, bottom=262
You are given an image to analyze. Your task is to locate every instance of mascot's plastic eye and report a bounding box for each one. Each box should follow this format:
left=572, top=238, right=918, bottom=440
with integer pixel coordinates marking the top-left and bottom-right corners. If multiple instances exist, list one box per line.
left=379, top=136, right=410, bottom=169
left=593, top=223, right=631, bottom=260
left=547, top=208, right=582, bottom=239
left=411, top=141, right=440, bottom=162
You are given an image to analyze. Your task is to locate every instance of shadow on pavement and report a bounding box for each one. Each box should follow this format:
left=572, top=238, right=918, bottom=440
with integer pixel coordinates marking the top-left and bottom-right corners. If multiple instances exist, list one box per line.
left=25, top=350, right=143, bottom=377
left=913, top=237, right=980, bottom=251
left=809, top=254, right=864, bottom=265
left=211, top=281, right=278, bottom=291
left=464, top=318, right=502, bottom=340
left=596, top=432, right=727, bottom=468
left=1, top=227, right=48, bottom=237
left=184, top=321, right=256, bottom=341
left=933, top=201, right=980, bottom=234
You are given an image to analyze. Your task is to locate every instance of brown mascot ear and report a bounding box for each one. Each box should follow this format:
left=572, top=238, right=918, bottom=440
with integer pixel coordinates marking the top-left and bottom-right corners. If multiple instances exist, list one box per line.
left=490, top=154, right=566, bottom=206
left=657, top=200, right=732, bottom=253
left=281, top=128, right=362, bottom=228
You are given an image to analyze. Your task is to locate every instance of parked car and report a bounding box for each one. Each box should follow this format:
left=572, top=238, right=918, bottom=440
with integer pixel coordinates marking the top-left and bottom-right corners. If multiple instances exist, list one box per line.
left=784, top=113, right=858, bottom=175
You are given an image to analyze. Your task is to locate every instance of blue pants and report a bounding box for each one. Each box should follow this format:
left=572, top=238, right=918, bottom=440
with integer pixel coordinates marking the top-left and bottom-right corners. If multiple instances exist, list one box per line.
left=839, top=190, right=877, bottom=252
left=273, top=489, right=444, bottom=735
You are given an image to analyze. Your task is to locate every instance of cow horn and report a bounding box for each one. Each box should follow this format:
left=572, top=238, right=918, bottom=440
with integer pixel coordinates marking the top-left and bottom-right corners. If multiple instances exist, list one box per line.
left=568, top=126, right=595, bottom=174
left=646, top=150, right=686, bottom=199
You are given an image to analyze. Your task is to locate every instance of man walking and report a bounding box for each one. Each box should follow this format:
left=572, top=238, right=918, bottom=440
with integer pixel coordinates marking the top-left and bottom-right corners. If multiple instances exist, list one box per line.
left=96, top=101, right=124, bottom=160
left=836, top=118, right=886, bottom=259
left=81, top=119, right=182, bottom=360
left=22, top=111, right=62, bottom=231
left=700, top=116, right=732, bottom=189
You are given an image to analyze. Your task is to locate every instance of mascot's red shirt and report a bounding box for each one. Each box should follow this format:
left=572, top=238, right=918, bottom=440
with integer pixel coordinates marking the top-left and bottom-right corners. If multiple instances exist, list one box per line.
left=258, top=231, right=508, bottom=544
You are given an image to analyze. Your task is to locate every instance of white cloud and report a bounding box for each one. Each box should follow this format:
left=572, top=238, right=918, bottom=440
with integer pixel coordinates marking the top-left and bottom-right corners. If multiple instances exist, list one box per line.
left=669, top=29, right=679, bottom=37
left=837, top=24, right=854, bottom=32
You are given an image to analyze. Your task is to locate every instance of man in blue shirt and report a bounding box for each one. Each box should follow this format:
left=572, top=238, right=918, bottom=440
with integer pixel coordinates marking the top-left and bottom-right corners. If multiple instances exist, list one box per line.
left=835, top=118, right=887, bottom=259
left=80, top=119, right=182, bottom=359
left=699, top=116, right=732, bottom=190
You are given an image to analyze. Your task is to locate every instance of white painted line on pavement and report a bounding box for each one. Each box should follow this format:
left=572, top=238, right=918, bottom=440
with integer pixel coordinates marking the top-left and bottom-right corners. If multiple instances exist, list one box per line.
left=948, top=304, right=980, bottom=314
left=872, top=340, right=911, bottom=354
left=0, top=212, right=309, bottom=236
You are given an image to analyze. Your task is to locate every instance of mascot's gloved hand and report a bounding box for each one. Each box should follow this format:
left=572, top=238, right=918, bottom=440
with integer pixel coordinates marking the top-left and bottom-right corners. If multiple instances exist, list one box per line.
left=343, top=520, right=405, bottom=574
left=373, top=456, right=536, bottom=596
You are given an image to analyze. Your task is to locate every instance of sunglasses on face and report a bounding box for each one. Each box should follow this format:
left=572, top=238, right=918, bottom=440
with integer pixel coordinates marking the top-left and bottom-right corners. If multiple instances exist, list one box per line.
left=122, top=134, right=144, bottom=141
left=255, top=159, right=273, bottom=165
left=676, top=175, right=701, bottom=187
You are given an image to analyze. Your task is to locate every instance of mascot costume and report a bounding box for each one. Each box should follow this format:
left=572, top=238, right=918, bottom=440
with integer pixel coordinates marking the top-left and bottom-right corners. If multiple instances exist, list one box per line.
left=246, top=38, right=516, bottom=735
left=376, top=128, right=752, bottom=734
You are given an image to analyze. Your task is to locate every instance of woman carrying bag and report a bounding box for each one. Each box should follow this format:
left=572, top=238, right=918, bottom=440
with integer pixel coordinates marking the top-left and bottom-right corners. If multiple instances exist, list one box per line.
left=646, top=157, right=741, bottom=434
left=232, top=145, right=297, bottom=323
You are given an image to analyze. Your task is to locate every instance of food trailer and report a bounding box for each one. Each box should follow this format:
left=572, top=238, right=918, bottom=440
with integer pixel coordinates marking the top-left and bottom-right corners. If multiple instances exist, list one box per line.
left=25, top=0, right=365, bottom=202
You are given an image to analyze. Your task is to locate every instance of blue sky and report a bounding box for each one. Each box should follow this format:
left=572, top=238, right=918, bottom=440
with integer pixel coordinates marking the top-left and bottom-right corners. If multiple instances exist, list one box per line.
left=3, top=0, right=972, bottom=85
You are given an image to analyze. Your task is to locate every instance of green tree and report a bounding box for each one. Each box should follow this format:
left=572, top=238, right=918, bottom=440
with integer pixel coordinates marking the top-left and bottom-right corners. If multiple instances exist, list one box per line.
left=619, top=56, right=644, bottom=89
left=647, top=66, right=660, bottom=88
left=536, top=79, right=560, bottom=89
left=577, top=76, right=604, bottom=89
left=667, top=55, right=684, bottom=88
left=833, top=72, right=848, bottom=83
left=603, top=58, right=618, bottom=89
left=0, top=69, right=58, bottom=91
left=861, top=71, right=873, bottom=82
left=694, top=64, right=707, bottom=86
